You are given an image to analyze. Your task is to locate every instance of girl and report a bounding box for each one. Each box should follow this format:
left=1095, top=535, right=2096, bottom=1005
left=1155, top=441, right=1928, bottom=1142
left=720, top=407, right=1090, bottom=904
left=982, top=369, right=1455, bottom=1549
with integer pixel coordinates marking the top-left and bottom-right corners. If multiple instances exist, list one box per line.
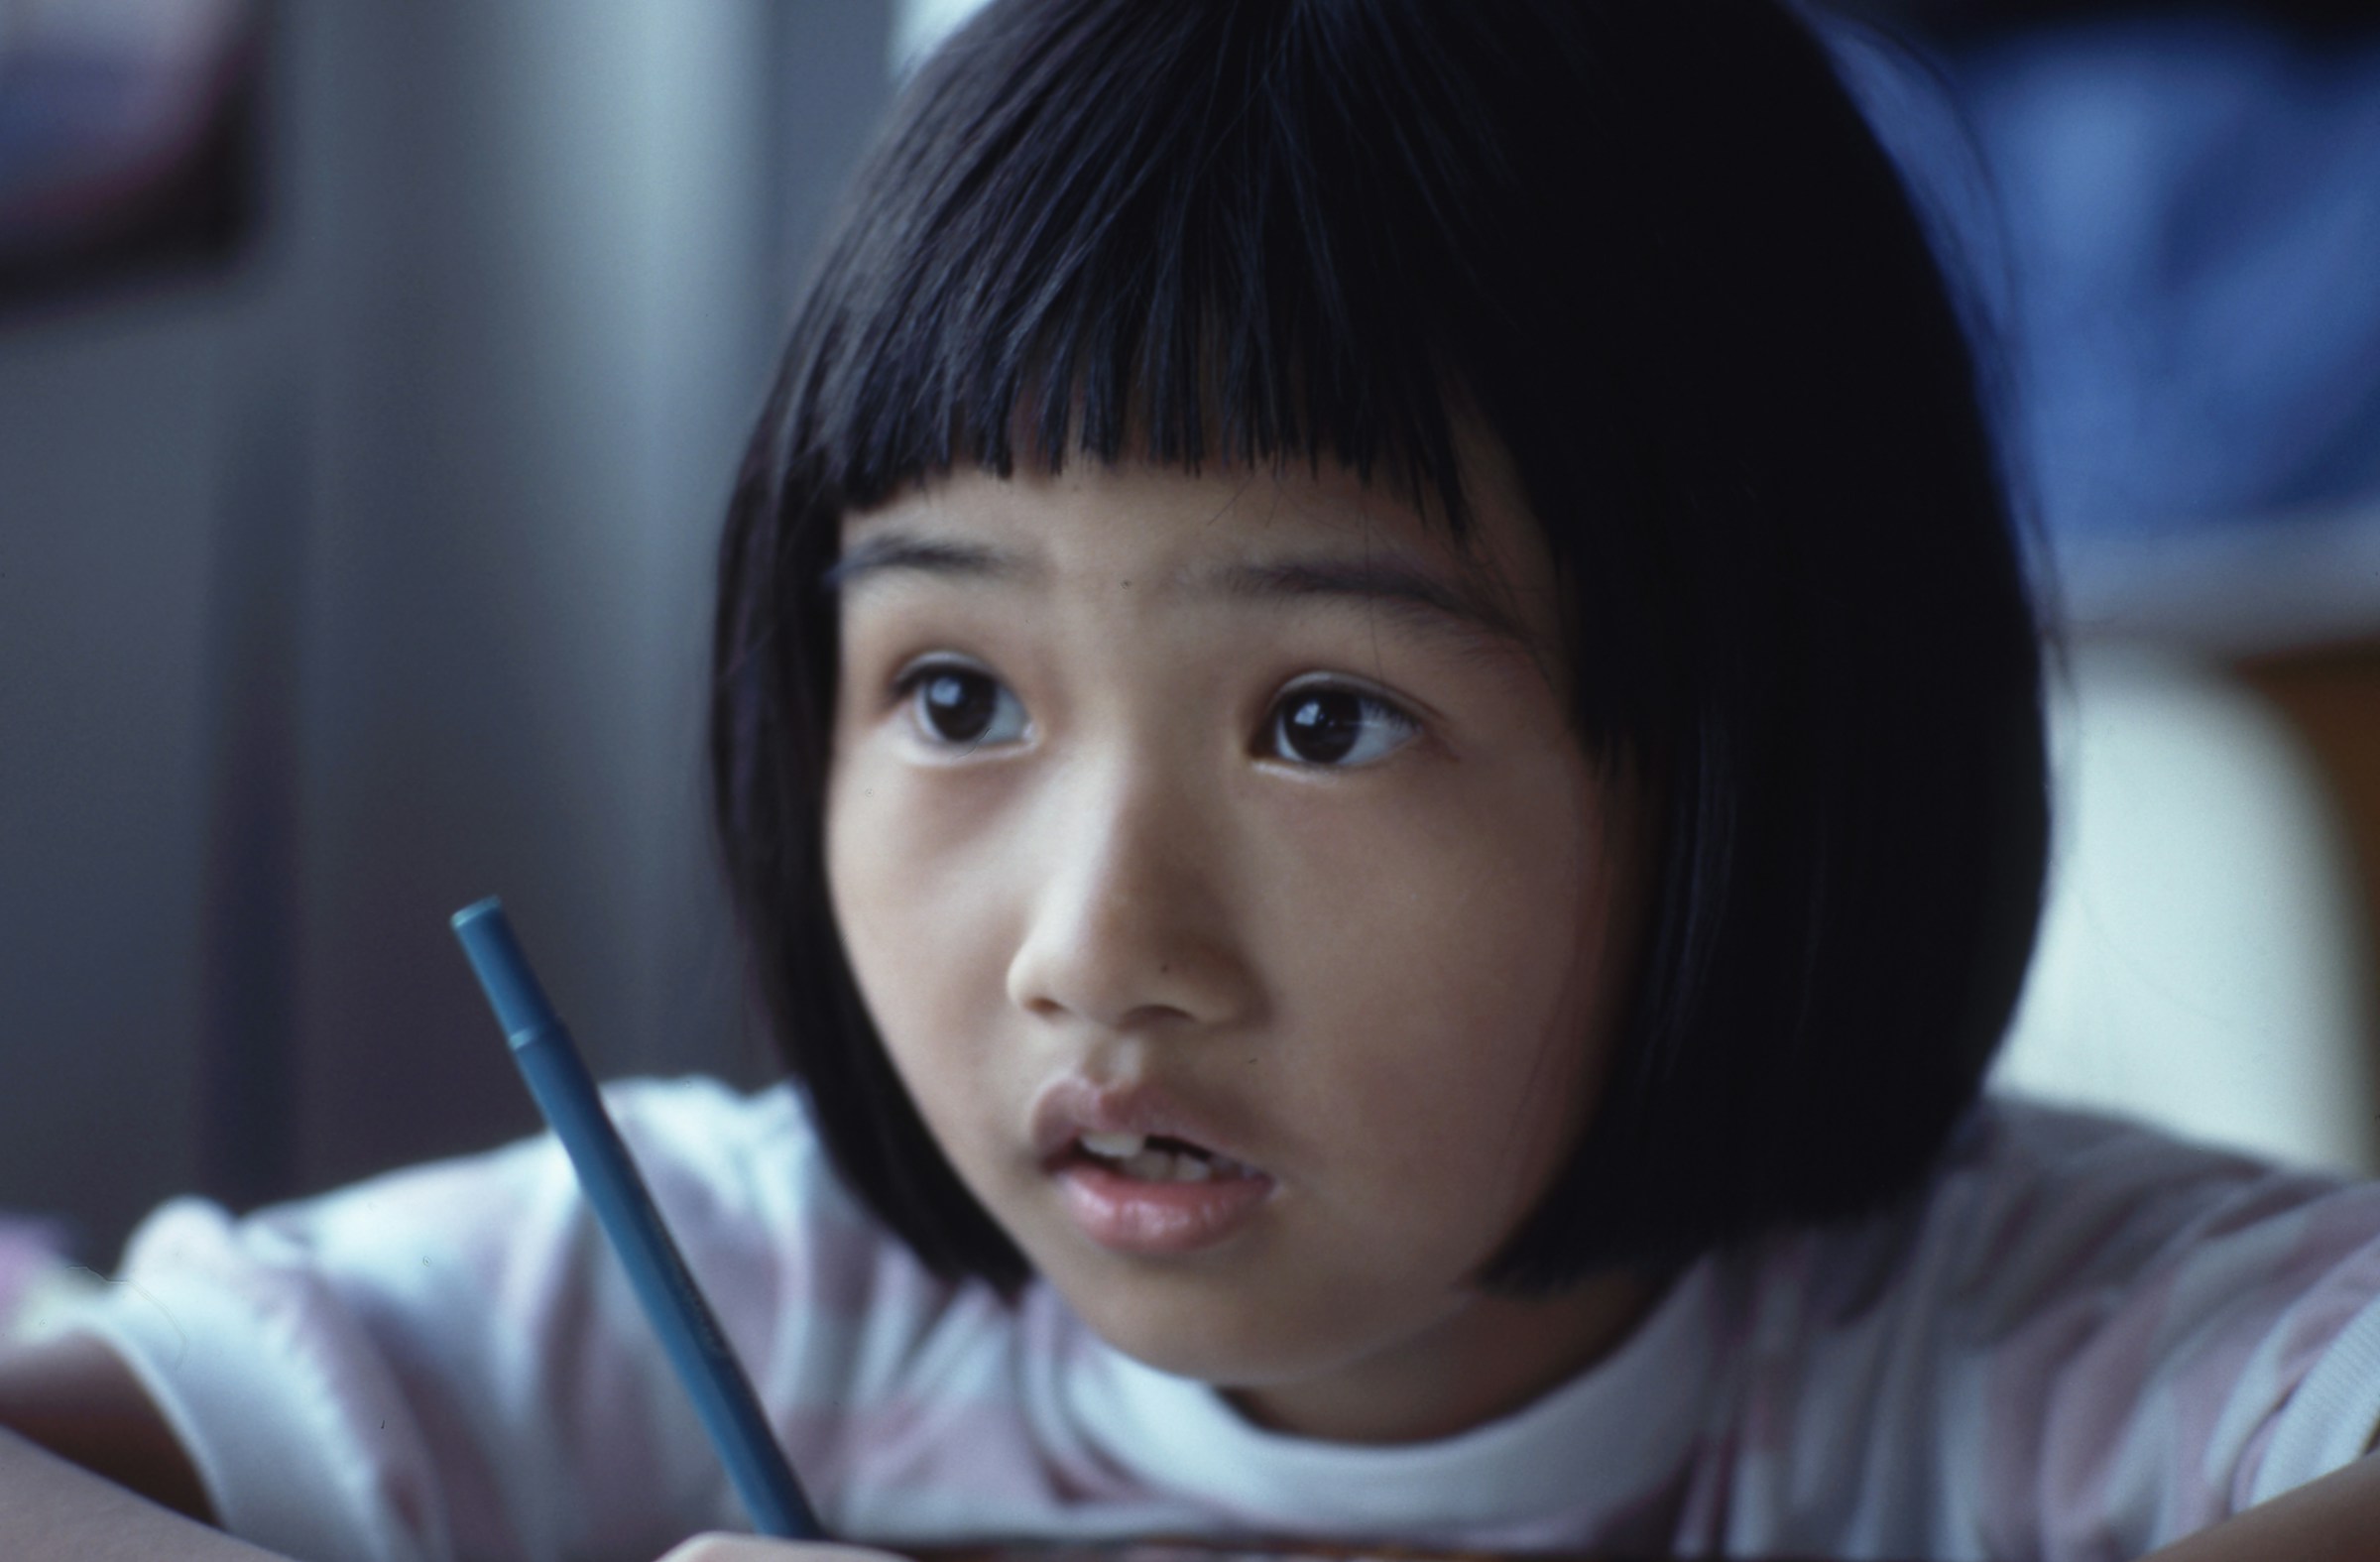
left=6, top=1, right=2379, bottom=1558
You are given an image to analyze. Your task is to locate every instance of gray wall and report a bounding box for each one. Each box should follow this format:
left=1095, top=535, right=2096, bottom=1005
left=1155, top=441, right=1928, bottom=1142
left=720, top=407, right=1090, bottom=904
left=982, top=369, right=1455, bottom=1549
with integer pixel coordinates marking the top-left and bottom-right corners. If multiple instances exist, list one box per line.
left=0, top=2, right=892, bottom=1264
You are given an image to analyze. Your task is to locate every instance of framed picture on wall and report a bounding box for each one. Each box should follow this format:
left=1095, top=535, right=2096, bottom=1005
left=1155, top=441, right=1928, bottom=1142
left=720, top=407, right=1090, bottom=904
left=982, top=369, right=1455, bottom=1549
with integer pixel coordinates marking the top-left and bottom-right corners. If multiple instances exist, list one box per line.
left=0, top=0, right=264, bottom=316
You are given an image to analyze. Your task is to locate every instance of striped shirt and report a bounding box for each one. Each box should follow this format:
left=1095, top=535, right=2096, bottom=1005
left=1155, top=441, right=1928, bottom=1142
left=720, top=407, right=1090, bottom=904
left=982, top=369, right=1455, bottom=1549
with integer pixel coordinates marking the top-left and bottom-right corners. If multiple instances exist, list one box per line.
left=55, top=1077, right=2380, bottom=1562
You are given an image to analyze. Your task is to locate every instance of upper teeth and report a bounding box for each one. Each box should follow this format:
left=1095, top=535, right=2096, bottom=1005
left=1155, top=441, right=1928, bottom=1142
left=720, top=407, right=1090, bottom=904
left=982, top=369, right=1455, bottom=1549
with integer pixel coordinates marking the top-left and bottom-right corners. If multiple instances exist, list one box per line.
left=1078, top=1130, right=1259, bottom=1181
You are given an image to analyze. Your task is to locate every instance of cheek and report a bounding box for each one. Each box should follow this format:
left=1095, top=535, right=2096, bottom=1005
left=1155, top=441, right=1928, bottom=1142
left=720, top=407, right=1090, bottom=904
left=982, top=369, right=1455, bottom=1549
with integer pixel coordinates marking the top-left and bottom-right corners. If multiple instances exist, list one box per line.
left=823, top=748, right=1026, bottom=1111
left=824, top=749, right=956, bottom=1045
left=823, top=774, right=981, bottom=1177
left=1323, top=915, right=1592, bottom=1192
left=823, top=753, right=894, bottom=985
left=1260, top=765, right=1620, bottom=1202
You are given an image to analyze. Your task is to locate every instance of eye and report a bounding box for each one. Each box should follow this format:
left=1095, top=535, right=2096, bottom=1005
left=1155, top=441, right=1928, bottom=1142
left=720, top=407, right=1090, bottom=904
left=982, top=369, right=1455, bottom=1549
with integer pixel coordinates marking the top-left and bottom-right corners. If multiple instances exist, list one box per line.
left=894, top=661, right=1029, bottom=750
left=1263, top=684, right=1420, bottom=768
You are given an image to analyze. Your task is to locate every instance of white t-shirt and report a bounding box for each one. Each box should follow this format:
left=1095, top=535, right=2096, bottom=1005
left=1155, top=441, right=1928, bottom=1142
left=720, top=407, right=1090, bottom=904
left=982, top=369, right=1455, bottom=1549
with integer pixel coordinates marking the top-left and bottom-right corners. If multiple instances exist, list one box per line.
left=52, top=1077, right=2380, bottom=1562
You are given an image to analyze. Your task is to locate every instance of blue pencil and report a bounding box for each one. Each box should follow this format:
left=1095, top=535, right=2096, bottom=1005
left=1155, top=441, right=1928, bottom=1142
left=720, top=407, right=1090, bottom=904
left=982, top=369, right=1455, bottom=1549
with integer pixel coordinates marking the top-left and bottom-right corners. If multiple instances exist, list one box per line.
left=450, top=897, right=826, bottom=1541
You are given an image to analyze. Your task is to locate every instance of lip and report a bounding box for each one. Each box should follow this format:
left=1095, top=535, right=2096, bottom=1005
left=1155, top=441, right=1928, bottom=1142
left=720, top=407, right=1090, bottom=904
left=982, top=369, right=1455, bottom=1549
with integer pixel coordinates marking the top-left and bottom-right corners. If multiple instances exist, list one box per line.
left=1054, top=1157, right=1273, bottom=1256
left=1028, top=1074, right=1268, bottom=1176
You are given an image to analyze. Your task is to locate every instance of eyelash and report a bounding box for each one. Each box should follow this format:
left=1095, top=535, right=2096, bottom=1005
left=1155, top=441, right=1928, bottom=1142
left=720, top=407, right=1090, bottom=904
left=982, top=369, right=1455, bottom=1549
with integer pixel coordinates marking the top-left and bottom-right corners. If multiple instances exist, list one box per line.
left=887, top=661, right=1422, bottom=769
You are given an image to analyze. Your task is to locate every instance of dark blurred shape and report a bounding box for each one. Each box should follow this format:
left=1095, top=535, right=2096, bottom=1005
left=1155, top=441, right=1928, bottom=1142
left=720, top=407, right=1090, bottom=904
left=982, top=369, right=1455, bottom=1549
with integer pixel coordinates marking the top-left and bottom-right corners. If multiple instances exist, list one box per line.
left=1818, top=0, right=2380, bottom=561
left=1832, top=0, right=2380, bottom=41
left=0, top=0, right=264, bottom=315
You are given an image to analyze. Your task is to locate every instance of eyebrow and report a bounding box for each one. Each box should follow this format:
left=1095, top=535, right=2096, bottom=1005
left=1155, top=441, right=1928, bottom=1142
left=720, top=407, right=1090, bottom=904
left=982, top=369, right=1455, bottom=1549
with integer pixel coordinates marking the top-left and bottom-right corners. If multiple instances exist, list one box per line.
left=822, top=531, right=1534, bottom=655
left=821, top=535, right=1026, bottom=594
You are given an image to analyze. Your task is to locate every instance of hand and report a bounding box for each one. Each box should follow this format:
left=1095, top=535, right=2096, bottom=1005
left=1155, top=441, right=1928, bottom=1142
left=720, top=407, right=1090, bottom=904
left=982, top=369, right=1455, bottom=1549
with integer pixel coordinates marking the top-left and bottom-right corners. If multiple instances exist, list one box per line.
left=2138, top=1451, right=2380, bottom=1560
left=655, top=1536, right=911, bottom=1562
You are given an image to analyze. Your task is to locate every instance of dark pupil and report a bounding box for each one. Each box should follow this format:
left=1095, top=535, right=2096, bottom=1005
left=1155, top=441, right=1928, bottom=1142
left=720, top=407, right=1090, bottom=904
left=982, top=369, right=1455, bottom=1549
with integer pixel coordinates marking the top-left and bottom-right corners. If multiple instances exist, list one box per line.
left=923, top=671, right=997, bottom=742
left=1282, top=690, right=1362, bottom=764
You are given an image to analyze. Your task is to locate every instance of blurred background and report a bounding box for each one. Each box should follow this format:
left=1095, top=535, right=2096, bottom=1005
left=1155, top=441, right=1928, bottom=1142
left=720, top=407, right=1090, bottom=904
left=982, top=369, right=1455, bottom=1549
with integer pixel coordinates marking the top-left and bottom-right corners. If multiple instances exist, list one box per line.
left=2, top=0, right=2377, bottom=1316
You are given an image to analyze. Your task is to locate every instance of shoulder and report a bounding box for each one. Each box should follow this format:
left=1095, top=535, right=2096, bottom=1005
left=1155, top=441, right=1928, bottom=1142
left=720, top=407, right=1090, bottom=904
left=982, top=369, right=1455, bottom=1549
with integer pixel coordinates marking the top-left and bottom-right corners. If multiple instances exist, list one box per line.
left=48, top=1075, right=968, bottom=1558
left=595, top=1073, right=872, bottom=1227
left=1935, top=1094, right=2371, bottom=1291
left=1774, top=1093, right=2374, bottom=1324
left=593, top=1077, right=1011, bottom=1381
left=591, top=1075, right=926, bottom=1312
left=1724, top=1092, right=2380, bottom=1384
left=241, top=1075, right=865, bottom=1255
left=1714, top=1096, right=2380, bottom=1551
left=99, top=1074, right=887, bottom=1329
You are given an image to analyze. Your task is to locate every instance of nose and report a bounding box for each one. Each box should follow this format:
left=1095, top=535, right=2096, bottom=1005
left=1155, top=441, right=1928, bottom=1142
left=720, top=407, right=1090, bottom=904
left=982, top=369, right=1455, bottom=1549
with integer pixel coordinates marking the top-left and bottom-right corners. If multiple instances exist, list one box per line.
left=1005, top=756, right=1253, bottom=1035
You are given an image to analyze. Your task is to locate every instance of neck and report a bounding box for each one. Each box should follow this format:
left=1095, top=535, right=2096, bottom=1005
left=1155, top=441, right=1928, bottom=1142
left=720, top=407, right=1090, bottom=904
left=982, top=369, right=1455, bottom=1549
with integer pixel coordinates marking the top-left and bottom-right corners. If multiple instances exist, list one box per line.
left=1220, top=1267, right=1668, bottom=1445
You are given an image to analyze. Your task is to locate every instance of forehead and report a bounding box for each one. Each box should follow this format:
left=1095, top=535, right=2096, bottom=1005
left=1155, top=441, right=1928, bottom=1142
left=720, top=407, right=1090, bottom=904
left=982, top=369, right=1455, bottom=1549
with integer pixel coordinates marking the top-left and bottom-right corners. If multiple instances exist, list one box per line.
left=833, top=453, right=1567, bottom=664
left=843, top=456, right=1418, bottom=552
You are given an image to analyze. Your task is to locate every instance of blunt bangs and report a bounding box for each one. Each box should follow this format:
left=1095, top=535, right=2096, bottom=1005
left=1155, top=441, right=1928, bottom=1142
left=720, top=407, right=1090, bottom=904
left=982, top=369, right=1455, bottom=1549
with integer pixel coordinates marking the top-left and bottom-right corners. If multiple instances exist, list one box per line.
left=776, top=0, right=1505, bottom=538
left=713, top=0, right=2051, bottom=1306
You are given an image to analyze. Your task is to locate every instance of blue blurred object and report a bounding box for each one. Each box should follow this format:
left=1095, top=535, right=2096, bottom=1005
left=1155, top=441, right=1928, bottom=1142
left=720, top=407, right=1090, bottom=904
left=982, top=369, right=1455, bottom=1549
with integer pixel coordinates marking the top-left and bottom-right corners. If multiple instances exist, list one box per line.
left=1833, top=10, right=2380, bottom=532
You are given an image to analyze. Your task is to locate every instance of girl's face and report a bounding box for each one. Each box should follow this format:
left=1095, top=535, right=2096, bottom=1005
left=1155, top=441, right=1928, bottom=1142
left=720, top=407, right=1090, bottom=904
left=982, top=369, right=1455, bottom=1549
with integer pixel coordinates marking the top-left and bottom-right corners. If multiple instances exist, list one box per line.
left=824, top=452, right=1653, bottom=1444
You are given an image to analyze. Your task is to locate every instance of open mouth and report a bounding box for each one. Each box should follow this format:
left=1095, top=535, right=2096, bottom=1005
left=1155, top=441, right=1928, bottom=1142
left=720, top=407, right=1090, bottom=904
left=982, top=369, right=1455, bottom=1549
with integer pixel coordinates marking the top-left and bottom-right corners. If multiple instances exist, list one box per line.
left=1068, top=1131, right=1265, bottom=1184
left=1052, top=1131, right=1276, bottom=1256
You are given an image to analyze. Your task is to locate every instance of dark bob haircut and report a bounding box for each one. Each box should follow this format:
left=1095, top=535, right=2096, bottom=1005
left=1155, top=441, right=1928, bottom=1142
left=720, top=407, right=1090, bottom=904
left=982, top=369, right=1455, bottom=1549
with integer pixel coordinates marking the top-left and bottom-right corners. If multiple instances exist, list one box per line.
left=710, top=0, right=2049, bottom=1301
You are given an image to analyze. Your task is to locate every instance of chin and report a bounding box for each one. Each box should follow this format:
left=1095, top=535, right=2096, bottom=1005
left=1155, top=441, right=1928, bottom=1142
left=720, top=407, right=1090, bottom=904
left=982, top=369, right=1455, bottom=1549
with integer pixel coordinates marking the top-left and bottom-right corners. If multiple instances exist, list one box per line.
left=1054, top=1267, right=1356, bottom=1388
